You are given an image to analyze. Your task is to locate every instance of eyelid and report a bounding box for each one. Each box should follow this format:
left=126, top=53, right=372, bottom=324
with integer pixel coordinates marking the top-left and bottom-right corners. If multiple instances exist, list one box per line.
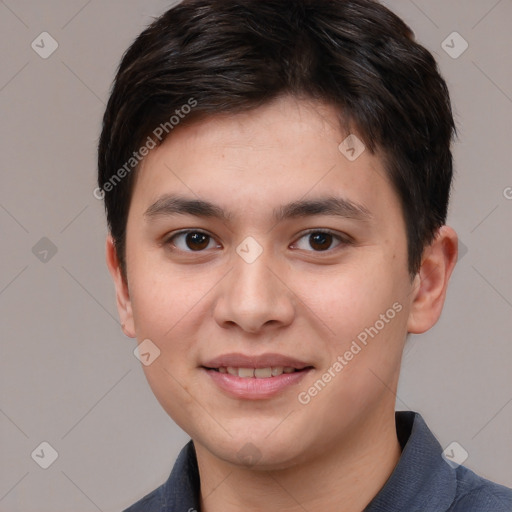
left=164, top=228, right=352, bottom=253
left=291, top=228, right=352, bottom=252
left=164, top=229, right=220, bottom=252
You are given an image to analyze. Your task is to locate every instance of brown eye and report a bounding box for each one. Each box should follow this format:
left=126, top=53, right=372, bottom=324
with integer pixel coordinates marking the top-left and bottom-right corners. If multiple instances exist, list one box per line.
left=293, top=229, right=347, bottom=252
left=185, top=232, right=210, bottom=250
left=308, top=232, right=333, bottom=251
left=167, top=231, right=217, bottom=252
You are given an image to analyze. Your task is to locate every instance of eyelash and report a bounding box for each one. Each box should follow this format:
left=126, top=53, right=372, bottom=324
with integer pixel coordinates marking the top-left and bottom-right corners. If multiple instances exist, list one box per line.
left=163, top=228, right=352, bottom=254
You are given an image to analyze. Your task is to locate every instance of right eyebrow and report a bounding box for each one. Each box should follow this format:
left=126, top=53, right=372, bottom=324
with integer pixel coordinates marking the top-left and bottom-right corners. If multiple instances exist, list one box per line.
left=144, top=194, right=232, bottom=222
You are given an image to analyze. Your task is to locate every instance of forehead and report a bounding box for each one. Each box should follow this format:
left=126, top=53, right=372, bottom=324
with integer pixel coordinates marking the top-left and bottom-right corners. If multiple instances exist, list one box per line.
left=130, top=95, right=396, bottom=224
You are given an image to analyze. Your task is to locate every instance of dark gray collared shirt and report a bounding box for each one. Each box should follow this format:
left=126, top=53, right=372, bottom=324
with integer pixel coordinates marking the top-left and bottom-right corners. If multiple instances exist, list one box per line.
left=124, top=411, right=512, bottom=511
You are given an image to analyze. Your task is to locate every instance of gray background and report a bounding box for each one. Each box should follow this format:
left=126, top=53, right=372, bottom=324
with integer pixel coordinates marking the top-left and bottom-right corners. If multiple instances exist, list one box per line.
left=0, top=0, right=511, bottom=510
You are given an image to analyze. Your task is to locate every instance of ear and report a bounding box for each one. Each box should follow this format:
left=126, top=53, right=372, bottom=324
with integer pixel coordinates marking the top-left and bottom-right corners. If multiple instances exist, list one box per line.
left=105, top=234, right=136, bottom=338
left=407, top=225, right=458, bottom=334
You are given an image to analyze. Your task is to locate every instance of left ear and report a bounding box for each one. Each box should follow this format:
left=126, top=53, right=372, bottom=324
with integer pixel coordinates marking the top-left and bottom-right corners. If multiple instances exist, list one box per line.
left=407, top=225, right=458, bottom=334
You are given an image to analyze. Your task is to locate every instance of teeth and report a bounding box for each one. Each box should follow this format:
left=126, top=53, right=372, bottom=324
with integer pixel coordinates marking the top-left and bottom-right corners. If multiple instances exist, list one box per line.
left=238, top=367, right=255, bottom=378
left=218, top=366, right=299, bottom=378
left=254, top=367, right=272, bottom=378
left=271, top=366, right=284, bottom=376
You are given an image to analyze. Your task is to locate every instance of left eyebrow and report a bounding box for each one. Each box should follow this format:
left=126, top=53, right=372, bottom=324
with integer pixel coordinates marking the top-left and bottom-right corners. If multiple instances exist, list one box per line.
left=143, top=193, right=372, bottom=223
left=273, top=196, right=372, bottom=222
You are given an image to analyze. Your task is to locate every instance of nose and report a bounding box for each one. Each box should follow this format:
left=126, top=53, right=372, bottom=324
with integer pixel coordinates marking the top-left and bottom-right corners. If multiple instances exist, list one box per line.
left=212, top=249, right=295, bottom=334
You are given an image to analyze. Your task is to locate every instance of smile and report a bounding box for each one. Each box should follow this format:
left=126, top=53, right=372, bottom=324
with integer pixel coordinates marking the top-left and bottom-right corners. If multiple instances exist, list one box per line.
left=209, top=366, right=303, bottom=378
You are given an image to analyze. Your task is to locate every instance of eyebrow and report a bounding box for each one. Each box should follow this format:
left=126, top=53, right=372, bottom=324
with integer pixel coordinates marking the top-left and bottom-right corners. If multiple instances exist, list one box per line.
left=144, top=193, right=372, bottom=223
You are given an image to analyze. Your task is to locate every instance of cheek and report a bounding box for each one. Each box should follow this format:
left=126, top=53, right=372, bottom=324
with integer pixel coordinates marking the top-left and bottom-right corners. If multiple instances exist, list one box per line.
left=128, top=262, right=205, bottom=338
left=129, top=272, right=208, bottom=429
left=295, top=260, right=406, bottom=342
left=141, top=361, right=207, bottom=441
left=294, top=255, right=409, bottom=402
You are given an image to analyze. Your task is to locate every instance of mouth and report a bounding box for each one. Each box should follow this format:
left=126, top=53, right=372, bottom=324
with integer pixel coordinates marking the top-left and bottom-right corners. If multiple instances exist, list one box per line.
left=204, top=366, right=312, bottom=378
left=201, top=353, right=314, bottom=399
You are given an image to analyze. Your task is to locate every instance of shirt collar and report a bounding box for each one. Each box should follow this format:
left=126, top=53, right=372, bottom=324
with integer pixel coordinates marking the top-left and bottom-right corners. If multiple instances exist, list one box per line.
left=364, top=410, right=457, bottom=511
left=162, top=411, right=457, bottom=511
left=160, top=437, right=201, bottom=511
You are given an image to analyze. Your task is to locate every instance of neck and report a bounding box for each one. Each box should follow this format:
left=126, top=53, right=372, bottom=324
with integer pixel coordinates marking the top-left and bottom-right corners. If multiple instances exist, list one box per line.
left=195, top=407, right=402, bottom=512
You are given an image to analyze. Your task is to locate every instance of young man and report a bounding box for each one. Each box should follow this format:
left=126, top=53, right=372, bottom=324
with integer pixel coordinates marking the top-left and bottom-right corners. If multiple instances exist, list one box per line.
left=97, top=0, right=512, bottom=510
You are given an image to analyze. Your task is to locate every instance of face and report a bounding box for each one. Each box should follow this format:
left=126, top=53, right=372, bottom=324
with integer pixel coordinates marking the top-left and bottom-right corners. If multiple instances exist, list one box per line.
left=108, top=95, right=437, bottom=469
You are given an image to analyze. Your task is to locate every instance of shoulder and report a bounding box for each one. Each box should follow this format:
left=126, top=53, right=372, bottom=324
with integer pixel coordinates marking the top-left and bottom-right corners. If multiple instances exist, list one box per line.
left=448, top=464, right=512, bottom=512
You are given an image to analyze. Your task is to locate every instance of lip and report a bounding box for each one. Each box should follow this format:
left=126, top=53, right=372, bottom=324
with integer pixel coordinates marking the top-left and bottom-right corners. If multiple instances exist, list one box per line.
left=203, top=367, right=312, bottom=399
left=201, top=352, right=314, bottom=400
left=202, top=352, right=312, bottom=370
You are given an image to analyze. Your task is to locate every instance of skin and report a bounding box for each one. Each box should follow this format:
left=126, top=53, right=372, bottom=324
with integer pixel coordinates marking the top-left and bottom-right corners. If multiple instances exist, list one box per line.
left=106, top=95, right=458, bottom=512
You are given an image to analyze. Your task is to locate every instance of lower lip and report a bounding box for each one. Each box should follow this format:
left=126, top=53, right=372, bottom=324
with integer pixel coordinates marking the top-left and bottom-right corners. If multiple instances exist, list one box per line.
left=203, top=368, right=312, bottom=400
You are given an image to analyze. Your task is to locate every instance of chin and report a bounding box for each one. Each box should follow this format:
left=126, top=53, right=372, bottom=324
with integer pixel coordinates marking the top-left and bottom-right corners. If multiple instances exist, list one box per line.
left=196, top=424, right=313, bottom=471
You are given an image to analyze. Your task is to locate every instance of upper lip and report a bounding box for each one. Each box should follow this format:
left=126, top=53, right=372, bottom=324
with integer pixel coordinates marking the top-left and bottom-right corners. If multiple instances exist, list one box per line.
left=202, top=353, right=313, bottom=370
